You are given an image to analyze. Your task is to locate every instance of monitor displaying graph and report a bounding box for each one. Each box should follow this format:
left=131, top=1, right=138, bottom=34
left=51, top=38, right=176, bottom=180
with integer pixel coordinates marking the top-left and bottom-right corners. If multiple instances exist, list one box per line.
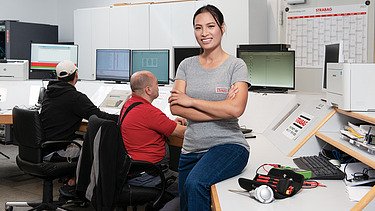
left=30, top=43, right=78, bottom=79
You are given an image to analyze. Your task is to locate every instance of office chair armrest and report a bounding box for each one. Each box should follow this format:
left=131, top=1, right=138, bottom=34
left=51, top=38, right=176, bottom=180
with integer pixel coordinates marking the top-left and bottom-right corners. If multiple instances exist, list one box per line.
left=41, top=140, right=82, bottom=149
left=128, top=160, right=167, bottom=208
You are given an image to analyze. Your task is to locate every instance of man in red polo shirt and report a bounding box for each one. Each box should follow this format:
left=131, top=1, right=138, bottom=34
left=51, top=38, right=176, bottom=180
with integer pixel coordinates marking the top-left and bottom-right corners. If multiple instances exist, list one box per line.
left=119, top=70, right=186, bottom=210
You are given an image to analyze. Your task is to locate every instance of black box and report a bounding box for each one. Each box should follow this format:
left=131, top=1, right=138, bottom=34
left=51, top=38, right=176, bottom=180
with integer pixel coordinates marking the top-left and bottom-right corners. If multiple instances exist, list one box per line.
left=238, top=44, right=291, bottom=51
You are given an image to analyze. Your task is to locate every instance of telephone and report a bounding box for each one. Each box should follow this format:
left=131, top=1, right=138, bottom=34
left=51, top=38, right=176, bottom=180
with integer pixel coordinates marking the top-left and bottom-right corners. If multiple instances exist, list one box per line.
left=37, top=87, right=46, bottom=105
left=100, top=89, right=131, bottom=109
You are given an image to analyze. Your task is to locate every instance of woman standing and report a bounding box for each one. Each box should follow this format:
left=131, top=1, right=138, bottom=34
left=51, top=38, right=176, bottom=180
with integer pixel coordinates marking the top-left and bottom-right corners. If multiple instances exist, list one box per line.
left=169, top=4, right=250, bottom=211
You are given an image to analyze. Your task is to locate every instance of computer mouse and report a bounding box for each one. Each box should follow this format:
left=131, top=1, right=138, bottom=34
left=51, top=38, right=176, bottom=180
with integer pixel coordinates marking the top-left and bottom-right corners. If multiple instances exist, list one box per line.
left=329, top=159, right=341, bottom=167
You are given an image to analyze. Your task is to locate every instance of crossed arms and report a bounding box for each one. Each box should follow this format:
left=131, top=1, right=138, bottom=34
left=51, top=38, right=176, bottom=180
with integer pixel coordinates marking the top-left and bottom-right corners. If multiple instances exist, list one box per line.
left=169, top=80, right=248, bottom=122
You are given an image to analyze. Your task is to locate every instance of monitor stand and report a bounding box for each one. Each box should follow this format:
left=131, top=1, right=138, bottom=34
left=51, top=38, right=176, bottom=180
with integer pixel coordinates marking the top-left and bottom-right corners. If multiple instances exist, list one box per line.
left=103, top=81, right=128, bottom=84
left=251, top=88, right=288, bottom=94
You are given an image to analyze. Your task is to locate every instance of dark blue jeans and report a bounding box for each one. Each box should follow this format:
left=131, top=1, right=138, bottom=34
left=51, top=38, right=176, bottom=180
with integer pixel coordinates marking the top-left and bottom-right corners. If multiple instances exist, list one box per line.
left=178, top=144, right=249, bottom=211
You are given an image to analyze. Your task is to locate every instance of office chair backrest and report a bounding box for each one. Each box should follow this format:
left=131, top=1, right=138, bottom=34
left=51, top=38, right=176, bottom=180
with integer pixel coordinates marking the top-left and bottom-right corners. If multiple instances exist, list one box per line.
left=12, top=107, right=44, bottom=163
left=77, top=115, right=131, bottom=210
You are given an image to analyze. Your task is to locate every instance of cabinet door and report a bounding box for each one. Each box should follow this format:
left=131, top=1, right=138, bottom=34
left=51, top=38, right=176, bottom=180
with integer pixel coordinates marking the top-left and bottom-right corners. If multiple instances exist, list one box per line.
left=74, top=8, right=92, bottom=80
left=171, top=1, right=198, bottom=47
left=202, top=0, right=251, bottom=55
left=110, top=6, right=130, bottom=48
left=129, top=4, right=149, bottom=49
left=91, top=7, right=110, bottom=80
left=150, top=3, right=172, bottom=49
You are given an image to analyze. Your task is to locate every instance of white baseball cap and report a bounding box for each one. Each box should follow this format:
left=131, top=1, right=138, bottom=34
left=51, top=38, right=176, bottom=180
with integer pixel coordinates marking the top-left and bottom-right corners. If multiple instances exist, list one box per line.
left=56, top=60, right=77, bottom=78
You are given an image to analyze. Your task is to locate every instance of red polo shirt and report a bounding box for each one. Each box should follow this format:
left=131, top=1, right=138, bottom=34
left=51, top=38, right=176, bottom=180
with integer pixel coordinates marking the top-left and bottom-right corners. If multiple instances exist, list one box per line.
left=120, top=94, right=177, bottom=164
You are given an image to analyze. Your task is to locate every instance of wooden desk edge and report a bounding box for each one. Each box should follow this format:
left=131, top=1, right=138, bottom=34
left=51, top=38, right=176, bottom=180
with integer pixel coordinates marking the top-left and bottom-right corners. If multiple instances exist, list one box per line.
left=167, top=136, right=183, bottom=147
left=288, top=109, right=336, bottom=157
left=0, top=114, right=13, bottom=124
left=211, top=184, right=221, bottom=211
left=351, top=185, right=375, bottom=211
left=2, top=118, right=183, bottom=148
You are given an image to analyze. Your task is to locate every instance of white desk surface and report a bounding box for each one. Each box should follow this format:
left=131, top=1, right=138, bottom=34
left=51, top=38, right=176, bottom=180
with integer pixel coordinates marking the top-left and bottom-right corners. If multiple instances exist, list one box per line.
left=214, top=134, right=356, bottom=211
left=1, top=80, right=373, bottom=209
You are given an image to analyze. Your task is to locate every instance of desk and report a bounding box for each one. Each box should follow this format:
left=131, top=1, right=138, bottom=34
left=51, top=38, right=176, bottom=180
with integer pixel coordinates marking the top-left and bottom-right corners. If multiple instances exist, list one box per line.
left=0, top=113, right=183, bottom=148
left=0, top=114, right=12, bottom=124
left=211, top=134, right=358, bottom=211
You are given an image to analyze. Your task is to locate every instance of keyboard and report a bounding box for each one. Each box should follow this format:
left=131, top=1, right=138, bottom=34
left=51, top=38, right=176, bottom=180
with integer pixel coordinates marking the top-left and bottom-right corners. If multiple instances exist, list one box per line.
left=293, top=155, right=345, bottom=180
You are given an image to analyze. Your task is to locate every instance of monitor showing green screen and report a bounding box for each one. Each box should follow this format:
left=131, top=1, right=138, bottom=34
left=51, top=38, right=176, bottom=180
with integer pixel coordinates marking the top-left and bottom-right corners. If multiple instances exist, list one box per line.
left=237, top=50, right=295, bottom=92
left=131, top=49, right=170, bottom=84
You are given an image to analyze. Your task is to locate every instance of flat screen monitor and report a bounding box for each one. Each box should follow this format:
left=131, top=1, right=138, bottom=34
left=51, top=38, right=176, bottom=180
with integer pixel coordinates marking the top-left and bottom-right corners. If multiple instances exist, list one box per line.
left=322, top=41, right=343, bottom=90
left=173, top=47, right=201, bottom=77
left=96, top=49, right=131, bottom=83
left=237, top=50, right=295, bottom=93
left=0, top=26, right=5, bottom=59
left=131, top=49, right=170, bottom=84
left=30, top=43, right=78, bottom=79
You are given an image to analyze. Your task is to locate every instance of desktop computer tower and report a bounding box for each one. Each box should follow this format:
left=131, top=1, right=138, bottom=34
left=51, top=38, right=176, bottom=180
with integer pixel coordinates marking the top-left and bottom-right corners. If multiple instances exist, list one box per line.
left=0, top=20, right=58, bottom=72
left=0, top=124, right=13, bottom=145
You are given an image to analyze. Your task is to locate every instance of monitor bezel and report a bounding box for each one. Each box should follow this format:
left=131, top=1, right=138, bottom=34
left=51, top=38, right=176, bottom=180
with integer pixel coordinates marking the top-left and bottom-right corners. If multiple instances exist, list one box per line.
left=30, top=42, right=79, bottom=80
left=95, top=48, right=131, bottom=83
left=236, top=49, right=296, bottom=93
left=131, top=49, right=170, bottom=85
left=322, top=40, right=344, bottom=91
left=173, top=46, right=201, bottom=77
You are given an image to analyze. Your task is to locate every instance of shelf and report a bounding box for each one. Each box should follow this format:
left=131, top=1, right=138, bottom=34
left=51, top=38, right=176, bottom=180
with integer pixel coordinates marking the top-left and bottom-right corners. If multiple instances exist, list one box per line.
left=315, top=131, right=375, bottom=169
left=336, top=108, right=375, bottom=125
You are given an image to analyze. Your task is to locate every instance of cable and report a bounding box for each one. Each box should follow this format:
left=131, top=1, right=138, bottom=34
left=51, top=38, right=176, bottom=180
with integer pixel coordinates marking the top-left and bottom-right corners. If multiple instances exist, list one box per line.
left=255, top=164, right=281, bottom=174
left=343, top=157, right=355, bottom=182
left=302, top=180, right=326, bottom=189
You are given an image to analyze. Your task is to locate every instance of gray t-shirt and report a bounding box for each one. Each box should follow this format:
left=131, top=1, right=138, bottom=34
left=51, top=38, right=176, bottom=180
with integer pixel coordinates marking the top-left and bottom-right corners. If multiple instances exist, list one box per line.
left=175, top=55, right=250, bottom=153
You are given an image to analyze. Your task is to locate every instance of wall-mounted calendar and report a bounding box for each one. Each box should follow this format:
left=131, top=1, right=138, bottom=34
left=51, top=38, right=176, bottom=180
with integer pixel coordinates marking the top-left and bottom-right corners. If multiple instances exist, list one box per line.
left=286, top=4, right=368, bottom=68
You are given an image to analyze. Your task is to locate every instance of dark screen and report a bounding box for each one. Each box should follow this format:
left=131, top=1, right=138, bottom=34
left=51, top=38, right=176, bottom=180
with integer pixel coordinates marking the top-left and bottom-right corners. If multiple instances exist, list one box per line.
left=0, top=30, right=5, bottom=59
left=174, top=47, right=201, bottom=77
left=323, top=43, right=340, bottom=89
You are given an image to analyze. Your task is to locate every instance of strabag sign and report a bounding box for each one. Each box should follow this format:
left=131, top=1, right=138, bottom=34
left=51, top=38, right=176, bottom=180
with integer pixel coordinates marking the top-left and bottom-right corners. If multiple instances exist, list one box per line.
left=283, top=112, right=314, bottom=140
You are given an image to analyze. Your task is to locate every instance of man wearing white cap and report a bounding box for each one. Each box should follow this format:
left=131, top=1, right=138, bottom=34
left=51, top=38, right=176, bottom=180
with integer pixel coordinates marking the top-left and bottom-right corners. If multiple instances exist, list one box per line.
left=40, top=60, right=118, bottom=195
left=41, top=60, right=118, bottom=146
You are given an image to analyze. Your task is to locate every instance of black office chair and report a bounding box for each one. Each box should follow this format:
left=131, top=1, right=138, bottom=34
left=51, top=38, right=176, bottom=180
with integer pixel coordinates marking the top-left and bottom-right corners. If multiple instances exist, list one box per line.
left=76, top=115, right=171, bottom=211
left=5, top=107, right=79, bottom=211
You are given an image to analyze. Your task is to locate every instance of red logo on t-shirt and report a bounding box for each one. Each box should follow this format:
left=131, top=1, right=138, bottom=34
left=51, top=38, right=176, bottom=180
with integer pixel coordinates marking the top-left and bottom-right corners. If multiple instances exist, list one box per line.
left=216, top=87, right=228, bottom=93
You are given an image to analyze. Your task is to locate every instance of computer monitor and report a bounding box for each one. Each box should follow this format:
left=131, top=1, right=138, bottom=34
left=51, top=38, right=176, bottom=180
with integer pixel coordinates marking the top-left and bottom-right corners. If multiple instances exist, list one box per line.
left=237, top=50, right=295, bottom=93
left=0, top=25, right=5, bottom=59
left=173, top=47, right=201, bottom=77
left=96, top=49, right=131, bottom=83
left=30, top=43, right=78, bottom=79
left=131, top=49, right=170, bottom=84
left=322, top=41, right=343, bottom=90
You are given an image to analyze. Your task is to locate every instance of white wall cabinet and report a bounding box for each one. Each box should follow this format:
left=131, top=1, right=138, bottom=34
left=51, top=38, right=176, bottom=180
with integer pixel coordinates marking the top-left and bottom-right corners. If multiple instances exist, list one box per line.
left=74, top=0, right=266, bottom=81
left=109, top=6, right=130, bottom=48
left=150, top=3, right=172, bottom=49
left=128, top=4, right=150, bottom=50
left=74, top=7, right=110, bottom=80
left=170, top=1, right=201, bottom=47
left=91, top=7, right=110, bottom=80
left=74, top=8, right=93, bottom=80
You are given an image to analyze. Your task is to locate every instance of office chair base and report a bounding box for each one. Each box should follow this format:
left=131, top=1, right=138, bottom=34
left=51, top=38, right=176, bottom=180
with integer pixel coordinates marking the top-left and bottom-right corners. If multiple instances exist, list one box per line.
left=5, top=201, right=70, bottom=211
